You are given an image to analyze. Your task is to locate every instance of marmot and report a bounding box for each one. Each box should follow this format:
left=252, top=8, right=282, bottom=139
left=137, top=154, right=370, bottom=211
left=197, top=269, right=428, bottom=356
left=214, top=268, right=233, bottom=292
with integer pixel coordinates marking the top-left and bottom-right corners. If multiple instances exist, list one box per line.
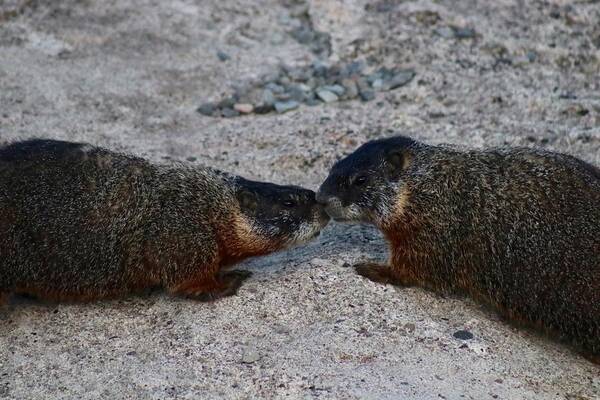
left=316, top=136, right=600, bottom=362
left=0, top=139, right=329, bottom=303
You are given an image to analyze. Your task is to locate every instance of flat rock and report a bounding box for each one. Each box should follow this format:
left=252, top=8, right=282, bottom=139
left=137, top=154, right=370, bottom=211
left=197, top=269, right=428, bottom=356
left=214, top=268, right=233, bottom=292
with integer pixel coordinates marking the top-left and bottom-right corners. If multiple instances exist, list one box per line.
left=316, top=89, right=339, bottom=103
left=274, top=100, right=300, bottom=113
left=388, top=70, right=416, bottom=89
left=453, top=330, right=475, bottom=340
left=196, top=102, right=216, bottom=116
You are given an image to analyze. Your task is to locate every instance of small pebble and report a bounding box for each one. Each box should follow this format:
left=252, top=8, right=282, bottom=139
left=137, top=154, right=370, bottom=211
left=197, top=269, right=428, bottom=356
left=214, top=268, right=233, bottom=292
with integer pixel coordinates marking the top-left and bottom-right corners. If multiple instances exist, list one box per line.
left=454, top=27, right=476, bottom=39
left=241, top=349, right=260, bottom=364
left=526, top=51, right=537, bottom=62
left=274, top=100, right=300, bottom=113
left=265, top=82, right=285, bottom=94
left=316, top=89, right=339, bottom=103
left=261, top=89, right=276, bottom=106
left=286, top=66, right=309, bottom=81
left=367, top=72, right=384, bottom=84
left=343, top=60, right=365, bottom=77
left=196, top=103, right=215, bottom=116
left=435, top=26, right=455, bottom=39
left=287, top=85, right=309, bottom=102
left=371, top=78, right=384, bottom=90
left=320, top=84, right=345, bottom=96
left=234, top=103, right=254, bottom=114
left=297, top=83, right=312, bottom=92
left=453, top=330, right=474, bottom=340
left=217, top=50, right=230, bottom=62
left=388, top=70, right=416, bottom=90
left=218, top=97, right=237, bottom=109
left=312, top=60, right=329, bottom=77
left=512, top=56, right=531, bottom=67
left=221, top=108, right=240, bottom=118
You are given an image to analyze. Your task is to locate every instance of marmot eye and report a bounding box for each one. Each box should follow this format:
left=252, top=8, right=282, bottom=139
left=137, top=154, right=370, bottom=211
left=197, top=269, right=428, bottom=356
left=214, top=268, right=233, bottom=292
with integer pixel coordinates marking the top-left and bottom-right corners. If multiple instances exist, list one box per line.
left=354, top=175, right=368, bottom=186
left=282, top=199, right=297, bottom=208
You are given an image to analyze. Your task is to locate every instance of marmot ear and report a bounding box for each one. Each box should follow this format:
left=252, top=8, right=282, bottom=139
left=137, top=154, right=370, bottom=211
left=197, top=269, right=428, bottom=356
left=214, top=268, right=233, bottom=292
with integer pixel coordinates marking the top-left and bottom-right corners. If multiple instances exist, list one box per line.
left=237, top=190, right=258, bottom=211
left=384, top=149, right=411, bottom=176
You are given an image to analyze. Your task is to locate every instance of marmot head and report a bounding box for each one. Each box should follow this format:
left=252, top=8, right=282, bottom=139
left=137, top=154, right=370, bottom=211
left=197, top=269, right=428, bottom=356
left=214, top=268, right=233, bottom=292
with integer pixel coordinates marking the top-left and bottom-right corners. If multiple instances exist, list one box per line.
left=316, top=136, right=416, bottom=226
left=234, top=178, right=330, bottom=248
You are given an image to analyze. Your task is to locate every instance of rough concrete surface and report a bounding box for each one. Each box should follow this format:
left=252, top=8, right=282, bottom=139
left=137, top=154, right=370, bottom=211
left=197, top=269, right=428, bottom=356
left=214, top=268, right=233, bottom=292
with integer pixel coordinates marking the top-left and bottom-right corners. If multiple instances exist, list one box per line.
left=1, top=0, right=599, bottom=399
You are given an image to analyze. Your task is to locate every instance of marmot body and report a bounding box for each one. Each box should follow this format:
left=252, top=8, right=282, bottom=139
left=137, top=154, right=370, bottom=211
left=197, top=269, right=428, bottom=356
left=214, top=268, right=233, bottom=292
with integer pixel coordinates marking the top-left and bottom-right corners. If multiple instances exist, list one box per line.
left=317, top=136, right=600, bottom=361
left=0, top=139, right=329, bottom=303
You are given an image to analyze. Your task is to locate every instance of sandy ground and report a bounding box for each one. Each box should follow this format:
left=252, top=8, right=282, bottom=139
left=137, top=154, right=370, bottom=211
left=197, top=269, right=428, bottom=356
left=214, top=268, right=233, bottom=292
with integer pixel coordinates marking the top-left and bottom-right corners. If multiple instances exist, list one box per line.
left=1, top=0, right=599, bottom=399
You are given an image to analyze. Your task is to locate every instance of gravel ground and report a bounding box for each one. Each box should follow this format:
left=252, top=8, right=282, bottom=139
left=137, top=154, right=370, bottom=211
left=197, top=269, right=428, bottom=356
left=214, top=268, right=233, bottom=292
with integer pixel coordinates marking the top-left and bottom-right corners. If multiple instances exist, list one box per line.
left=1, top=0, right=599, bottom=399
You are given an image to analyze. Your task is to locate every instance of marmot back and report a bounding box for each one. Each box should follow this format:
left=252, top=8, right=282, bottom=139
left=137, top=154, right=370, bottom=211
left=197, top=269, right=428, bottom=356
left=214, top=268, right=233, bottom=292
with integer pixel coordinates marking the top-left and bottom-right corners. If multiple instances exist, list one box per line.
left=0, top=139, right=329, bottom=303
left=317, top=136, right=600, bottom=362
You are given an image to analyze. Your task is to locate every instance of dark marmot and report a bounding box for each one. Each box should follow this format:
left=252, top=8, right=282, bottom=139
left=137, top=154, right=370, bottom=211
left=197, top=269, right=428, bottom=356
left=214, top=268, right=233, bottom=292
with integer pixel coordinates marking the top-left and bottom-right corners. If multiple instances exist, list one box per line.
left=0, top=139, right=329, bottom=303
left=316, top=136, right=600, bottom=362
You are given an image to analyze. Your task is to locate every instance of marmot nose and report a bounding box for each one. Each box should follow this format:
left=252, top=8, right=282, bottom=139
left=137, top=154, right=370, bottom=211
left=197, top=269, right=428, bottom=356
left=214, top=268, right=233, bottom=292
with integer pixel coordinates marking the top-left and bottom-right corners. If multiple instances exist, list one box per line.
left=315, top=191, right=333, bottom=205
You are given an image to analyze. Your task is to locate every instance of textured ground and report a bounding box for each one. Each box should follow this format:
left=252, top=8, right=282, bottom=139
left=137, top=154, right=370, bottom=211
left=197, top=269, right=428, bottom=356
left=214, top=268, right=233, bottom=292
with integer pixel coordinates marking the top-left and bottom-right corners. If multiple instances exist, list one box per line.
left=1, top=0, right=599, bottom=399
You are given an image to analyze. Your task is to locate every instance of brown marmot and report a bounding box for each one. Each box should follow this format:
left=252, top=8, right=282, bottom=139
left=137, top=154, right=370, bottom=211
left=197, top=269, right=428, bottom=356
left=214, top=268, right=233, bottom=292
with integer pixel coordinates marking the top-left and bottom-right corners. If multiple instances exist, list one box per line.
left=316, top=136, right=600, bottom=362
left=0, top=139, right=329, bottom=303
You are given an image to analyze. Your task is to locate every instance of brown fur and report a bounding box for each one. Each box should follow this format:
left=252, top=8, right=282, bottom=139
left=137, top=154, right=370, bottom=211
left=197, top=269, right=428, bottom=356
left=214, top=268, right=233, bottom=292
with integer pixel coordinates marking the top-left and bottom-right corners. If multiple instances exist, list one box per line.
left=1, top=139, right=328, bottom=304
left=319, top=136, right=600, bottom=363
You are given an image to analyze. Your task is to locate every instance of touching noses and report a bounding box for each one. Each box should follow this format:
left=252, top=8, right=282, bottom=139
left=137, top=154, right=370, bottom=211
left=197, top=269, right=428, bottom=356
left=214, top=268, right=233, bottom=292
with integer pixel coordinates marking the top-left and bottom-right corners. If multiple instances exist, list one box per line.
left=316, top=190, right=333, bottom=206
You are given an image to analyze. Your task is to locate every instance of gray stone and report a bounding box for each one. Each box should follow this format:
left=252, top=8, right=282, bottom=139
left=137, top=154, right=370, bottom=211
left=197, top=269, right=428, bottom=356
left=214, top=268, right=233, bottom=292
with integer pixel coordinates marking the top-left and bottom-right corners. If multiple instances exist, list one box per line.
left=285, top=66, right=310, bottom=81
left=261, top=89, right=276, bottom=106
left=316, top=89, right=338, bottom=103
left=367, top=72, right=384, bottom=84
left=265, top=82, right=285, bottom=94
left=343, top=61, right=365, bottom=77
left=512, top=56, right=530, bottom=67
left=526, top=51, right=537, bottom=62
left=435, top=26, right=456, bottom=38
left=296, top=83, right=312, bottom=92
left=387, top=70, right=416, bottom=90
left=371, top=78, right=384, bottom=90
left=287, top=85, right=310, bottom=102
left=221, top=107, right=239, bottom=118
left=218, top=96, right=237, bottom=109
left=274, top=100, right=300, bottom=113
left=453, top=330, right=474, bottom=340
left=454, top=27, right=476, bottom=39
left=196, top=102, right=215, bottom=116
left=241, top=348, right=261, bottom=364
left=216, top=50, right=230, bottom=61
left=312, top=60, right=329, bottom=77
left=320, top=84, right=345, bottom=96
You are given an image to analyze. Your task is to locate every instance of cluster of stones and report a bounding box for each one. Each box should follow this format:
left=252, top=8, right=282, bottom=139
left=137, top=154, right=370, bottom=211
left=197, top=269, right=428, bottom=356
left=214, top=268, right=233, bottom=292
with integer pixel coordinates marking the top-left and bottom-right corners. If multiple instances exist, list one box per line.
left=197, top=61, right=415, bottom=118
